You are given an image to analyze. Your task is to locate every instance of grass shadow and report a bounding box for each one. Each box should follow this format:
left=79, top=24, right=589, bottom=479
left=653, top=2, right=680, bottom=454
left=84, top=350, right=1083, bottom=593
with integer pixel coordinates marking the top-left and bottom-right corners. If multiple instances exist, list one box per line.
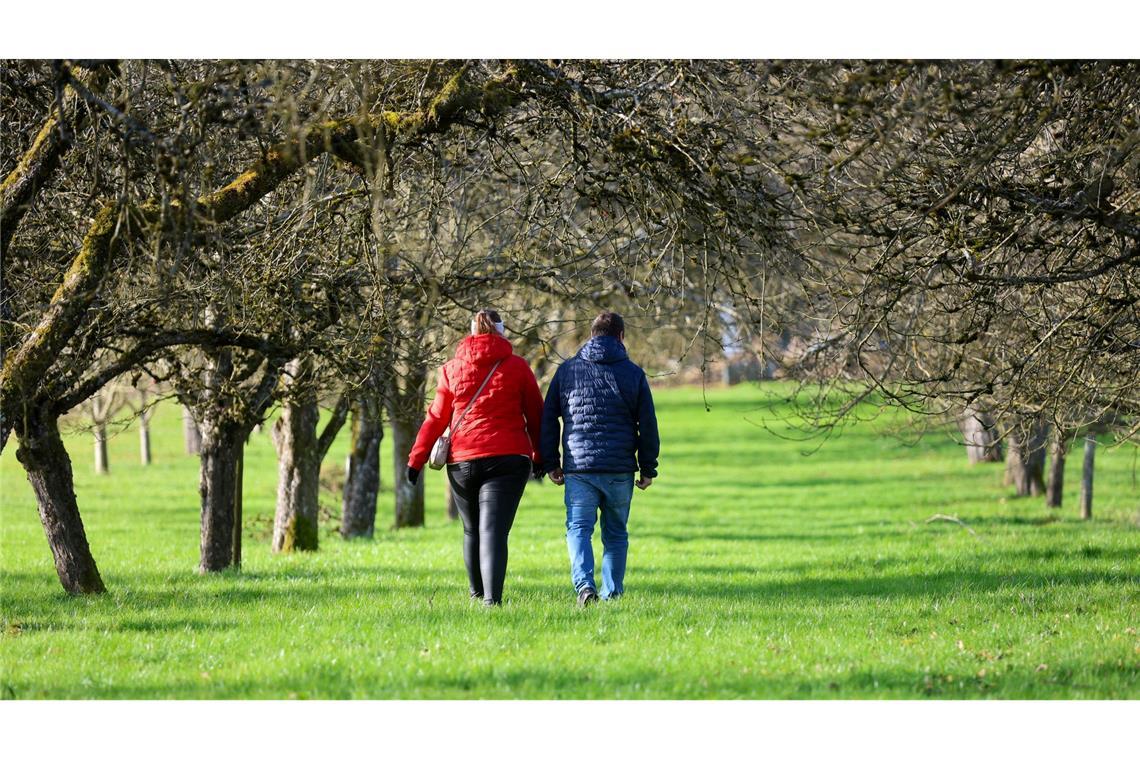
left=634, top=565, right=1140, bottom=605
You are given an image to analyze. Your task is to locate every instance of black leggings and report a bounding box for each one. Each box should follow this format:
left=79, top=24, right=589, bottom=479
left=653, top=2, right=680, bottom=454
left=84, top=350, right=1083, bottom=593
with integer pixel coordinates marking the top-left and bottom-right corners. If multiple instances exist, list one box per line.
left=447, top=455, right=531, bottom=605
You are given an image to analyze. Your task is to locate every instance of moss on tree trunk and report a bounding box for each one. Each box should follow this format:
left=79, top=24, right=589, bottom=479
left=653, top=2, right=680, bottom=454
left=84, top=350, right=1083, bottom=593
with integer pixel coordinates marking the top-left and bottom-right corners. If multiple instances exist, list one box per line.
left=272, top=361, right=322, bottom=553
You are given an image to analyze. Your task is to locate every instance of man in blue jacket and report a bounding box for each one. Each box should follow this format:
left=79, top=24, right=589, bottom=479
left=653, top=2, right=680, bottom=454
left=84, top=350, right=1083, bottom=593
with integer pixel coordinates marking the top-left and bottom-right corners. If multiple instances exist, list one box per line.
left=541, top=312, right=660, bottom=606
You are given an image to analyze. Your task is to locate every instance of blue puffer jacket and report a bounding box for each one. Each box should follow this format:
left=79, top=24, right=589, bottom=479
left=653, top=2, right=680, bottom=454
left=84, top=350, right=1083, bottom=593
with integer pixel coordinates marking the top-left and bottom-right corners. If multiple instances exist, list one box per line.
left=540, top=335, right=659, bottom=477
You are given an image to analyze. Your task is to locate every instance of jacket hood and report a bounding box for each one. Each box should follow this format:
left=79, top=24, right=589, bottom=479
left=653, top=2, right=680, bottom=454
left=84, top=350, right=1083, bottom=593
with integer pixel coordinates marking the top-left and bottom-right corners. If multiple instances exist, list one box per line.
left=455, top=333, right=514, bottom=365
left=578, top=335, right=628, bottom=364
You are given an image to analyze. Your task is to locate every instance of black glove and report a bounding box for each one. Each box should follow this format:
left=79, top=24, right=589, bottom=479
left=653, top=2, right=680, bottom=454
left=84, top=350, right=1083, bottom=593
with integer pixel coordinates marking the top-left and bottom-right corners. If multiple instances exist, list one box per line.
left=406, top=466, right=420, bottom=485
left=531, top=460, right=545, bottom=481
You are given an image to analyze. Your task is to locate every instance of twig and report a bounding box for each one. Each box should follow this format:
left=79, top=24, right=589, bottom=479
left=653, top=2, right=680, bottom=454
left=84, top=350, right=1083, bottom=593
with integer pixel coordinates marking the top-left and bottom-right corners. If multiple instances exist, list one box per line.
left=925, top=513, right=986, bottom=541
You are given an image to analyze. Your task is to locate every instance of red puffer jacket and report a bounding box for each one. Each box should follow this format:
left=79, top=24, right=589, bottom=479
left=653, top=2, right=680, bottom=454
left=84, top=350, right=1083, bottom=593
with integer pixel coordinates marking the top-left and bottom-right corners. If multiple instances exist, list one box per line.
left=408, top=333, right=543, bottom=470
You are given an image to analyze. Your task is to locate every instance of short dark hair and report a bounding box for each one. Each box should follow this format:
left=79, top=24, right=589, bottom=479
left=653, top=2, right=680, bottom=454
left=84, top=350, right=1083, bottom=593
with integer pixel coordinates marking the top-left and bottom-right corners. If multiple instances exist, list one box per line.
left=591, top=311, right=625, bottom=338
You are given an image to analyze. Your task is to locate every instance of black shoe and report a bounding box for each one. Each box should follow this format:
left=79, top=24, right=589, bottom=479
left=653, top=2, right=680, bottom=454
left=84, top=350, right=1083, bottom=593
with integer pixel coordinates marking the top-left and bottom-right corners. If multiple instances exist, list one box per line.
left=577, top=587, right=598, bottom=607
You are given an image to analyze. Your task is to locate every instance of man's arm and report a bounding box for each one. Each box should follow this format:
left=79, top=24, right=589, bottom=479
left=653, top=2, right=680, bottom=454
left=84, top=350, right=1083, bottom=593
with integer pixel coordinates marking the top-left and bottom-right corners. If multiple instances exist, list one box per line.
left=635, top=371, right=659, bottom=488
left=539, top=367, right=563, bottom=475
left=518, top=357, right=545, bottom=469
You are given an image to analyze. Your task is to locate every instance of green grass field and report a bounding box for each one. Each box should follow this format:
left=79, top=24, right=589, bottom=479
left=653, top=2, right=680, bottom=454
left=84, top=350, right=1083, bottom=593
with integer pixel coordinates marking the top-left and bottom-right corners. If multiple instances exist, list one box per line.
left=1, top=384, right=1137, bottom=699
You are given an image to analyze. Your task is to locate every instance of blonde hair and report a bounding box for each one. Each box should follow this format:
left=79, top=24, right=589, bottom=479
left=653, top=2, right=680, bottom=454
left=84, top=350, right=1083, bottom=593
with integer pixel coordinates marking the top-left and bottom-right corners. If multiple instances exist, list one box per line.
left=471, top=309, right=502, bottom=336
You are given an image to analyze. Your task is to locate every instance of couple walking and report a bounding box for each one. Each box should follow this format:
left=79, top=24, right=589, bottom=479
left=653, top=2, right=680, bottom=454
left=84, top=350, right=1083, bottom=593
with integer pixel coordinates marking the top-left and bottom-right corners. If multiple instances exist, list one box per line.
left=406, top=310, right=660, bottom=607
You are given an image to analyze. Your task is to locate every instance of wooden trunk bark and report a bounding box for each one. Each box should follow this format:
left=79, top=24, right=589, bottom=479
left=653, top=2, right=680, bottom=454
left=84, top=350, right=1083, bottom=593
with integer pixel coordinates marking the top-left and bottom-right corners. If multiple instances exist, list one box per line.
left=183, top=406, right=202, bottom=455
left=272, top=386, right=321, bottom=553
left=139, top=410, right=152, bottom=466
left=14, top=413, right=105, bottom=594
left=391, top=413, right=425, bottom=528
left=198, top=420, right=245, bottom=572
left=1045, top=432, right=1067, bottom=508
left=1080, top=436, right=1095, bottom=520
left=960, top=407, right=1003, bottom=464
left=1005, top=422, right=1048, bottom=497
left=341, top=395, right=382, bottom=538
left=93, top=422, right=109, bottom=474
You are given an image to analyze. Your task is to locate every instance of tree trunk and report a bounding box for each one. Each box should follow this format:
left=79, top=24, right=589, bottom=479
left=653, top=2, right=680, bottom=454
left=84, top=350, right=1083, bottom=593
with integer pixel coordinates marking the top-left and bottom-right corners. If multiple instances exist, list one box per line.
left=272, top=363, right=322, bottom=553
left=194, top=336, right=281, bottom=571
left=139, top=409, right=152, bottom=466
left=341, top=395, right=382, bottom=539
left=198, top=420, right=245, bottom=572
left=1080, top=436, right=1095, bottom=520
left=233, top=448, right=243, bottom=569
left=388, top=362, right=427, bottom=530
left=1045, top=431, right=1067, bottom=508
left=391, top=412, right=425, bottom=528
left=960, top=407, right=1003, bottom=464
left=93, top=422, right=109, bottom=474
left=1005, top=422, right=1048, bottom=497
left=14, top=413, right=105, bottom=594
left=183, top=406, right=202, bottom=455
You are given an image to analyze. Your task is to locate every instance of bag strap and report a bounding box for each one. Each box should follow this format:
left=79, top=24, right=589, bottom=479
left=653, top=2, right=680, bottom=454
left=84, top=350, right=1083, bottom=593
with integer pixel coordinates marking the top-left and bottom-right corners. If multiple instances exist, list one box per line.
left=450, top=359, right=503, bottom=434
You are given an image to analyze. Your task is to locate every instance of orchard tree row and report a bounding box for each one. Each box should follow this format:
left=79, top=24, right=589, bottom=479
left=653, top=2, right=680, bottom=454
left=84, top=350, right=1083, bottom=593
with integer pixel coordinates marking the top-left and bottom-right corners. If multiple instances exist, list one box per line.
left=2, top=60, right=1136, bottom=594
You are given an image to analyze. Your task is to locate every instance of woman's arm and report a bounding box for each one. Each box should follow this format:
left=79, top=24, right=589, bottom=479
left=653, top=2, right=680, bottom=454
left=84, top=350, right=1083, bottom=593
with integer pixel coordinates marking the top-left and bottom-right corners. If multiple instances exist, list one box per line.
left=407, top=364, right=455, bottom=471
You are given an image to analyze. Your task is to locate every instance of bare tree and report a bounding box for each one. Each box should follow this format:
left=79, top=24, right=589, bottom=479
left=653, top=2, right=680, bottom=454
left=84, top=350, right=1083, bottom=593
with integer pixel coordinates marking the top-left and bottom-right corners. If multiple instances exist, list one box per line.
left=271, top=356, right=349, bottom=552
left=1, top=59, right=536, bottom=589
left=84, top=386, right=124, bottom=475
left=182, top=406, right=202, bottom=455
left=341, top=384, right=383, bottom=538
left=124, top=380, right=157, bottom=466
left=750, top=61, right=1139, bottom=490
left=1080, top=435, right=1096, bottom=519
left=1045, top=429, right=1070, bottom=508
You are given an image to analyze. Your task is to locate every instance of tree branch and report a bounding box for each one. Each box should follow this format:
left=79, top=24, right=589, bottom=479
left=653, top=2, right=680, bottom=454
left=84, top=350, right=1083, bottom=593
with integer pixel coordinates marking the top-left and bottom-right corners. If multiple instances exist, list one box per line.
left=1, top=61, right=118, bottom=258
left=2, top=63, right=530, bottom=444
left=317, top=393, right=351, bottom=460
left=52, top=329, right=295, bottom=413
left=1, top=202, right=121, bottom=442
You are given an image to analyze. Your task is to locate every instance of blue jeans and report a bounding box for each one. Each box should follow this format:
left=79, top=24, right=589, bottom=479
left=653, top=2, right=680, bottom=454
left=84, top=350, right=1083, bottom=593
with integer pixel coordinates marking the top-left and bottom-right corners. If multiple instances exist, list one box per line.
left=565, top=473, right=635, bottom=599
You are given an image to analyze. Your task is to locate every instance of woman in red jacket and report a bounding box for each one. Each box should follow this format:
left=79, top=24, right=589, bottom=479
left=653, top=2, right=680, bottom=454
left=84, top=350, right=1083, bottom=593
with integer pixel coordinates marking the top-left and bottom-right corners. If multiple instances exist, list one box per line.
left=406, top=309, right=543, bottom=606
